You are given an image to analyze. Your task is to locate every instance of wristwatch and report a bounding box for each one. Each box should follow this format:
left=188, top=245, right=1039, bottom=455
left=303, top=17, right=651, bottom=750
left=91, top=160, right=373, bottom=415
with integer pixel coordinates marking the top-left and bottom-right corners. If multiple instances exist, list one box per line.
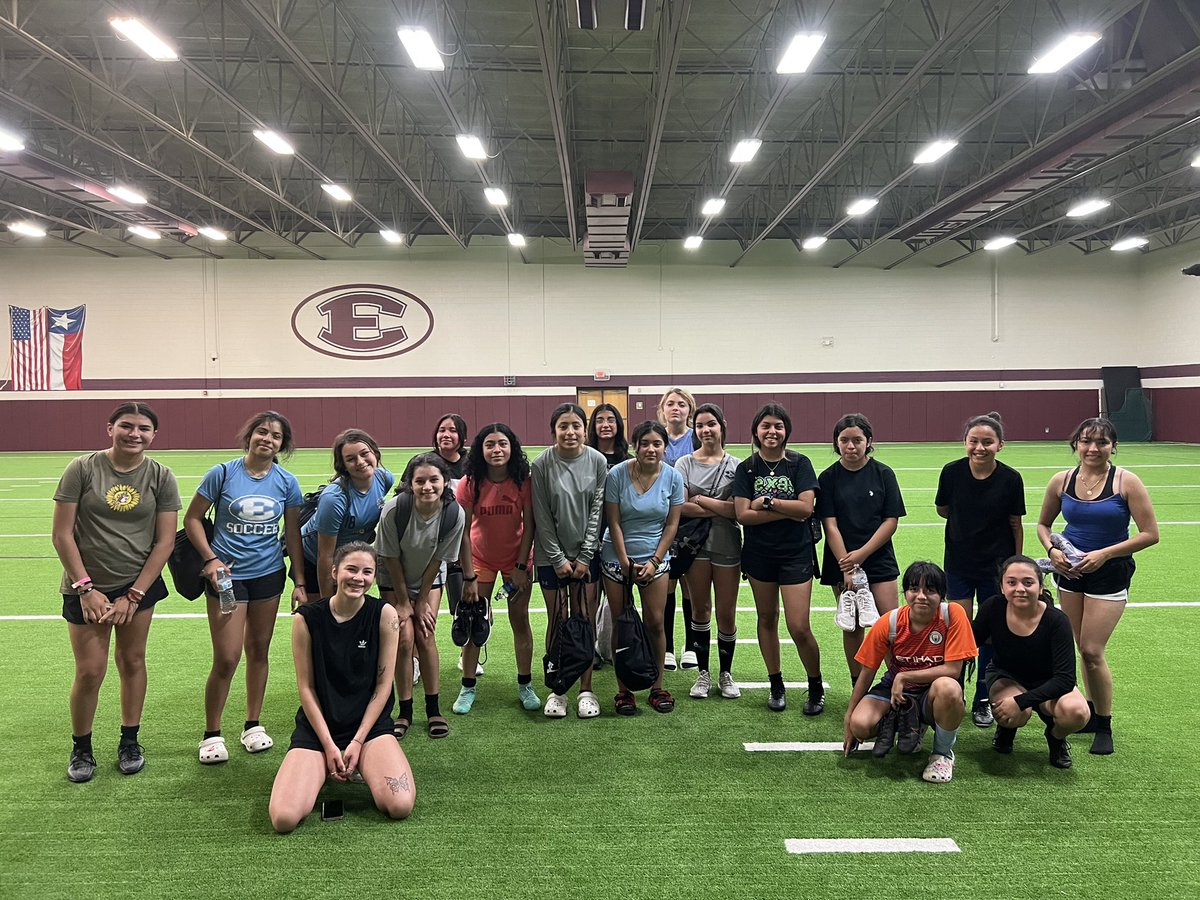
left=515, top=563, right=528, bottom=571
left=763, top=496, right=775, bottom=511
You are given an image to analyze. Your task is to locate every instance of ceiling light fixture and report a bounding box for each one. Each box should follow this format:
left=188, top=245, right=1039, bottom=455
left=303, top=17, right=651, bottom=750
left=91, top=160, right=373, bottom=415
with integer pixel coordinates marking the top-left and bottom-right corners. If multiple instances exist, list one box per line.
left=9, top=221, right=47, bottom=238
left=801, top=235, right=827, bottom=250
left=253, top=129, right=295, bottom=155
left=913, top=139, right=958, bottom=165
left=729, top=138, right=762, bottom=164
left=1027, top=32, right=1102, bottom=74
left=1110, top=236, right=1149, bottom=252
left=128, top=225, right=161, bottom=240
left=484, top=187, right=509, bottom=206
left=1190, top=149, right=1200, bottom=168
left=397, top=27, right=445, bottom=71
left=109, top=184, right=148, bottom=205
left=507, top=232, right=526, bottom=247
left=457, top=134, right=488, bottom=159
left=109, top=16, right=178, bottom=61
left=0, top=127, right=25, bottom=152
left=321, top=183, right=353, bottom=202
left=684, top=235, right=703, bottom=249
left=197, top=226, right=227, bottom=241
left=776, top=32, right=826, bottom=74
left=984, top=236, right=1018, bottom=251
left=1066, top=197, right=1110, bottom=218
left=380, top=229, right=405, bottom=244
left=846, top=198, right=878, bottom=216
left=701, top=198, right=726, bottom=216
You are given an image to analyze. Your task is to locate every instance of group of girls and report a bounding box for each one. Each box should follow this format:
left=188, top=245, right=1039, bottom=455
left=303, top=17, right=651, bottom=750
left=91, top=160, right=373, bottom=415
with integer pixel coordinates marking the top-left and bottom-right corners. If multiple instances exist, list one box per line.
left=51, top=395, right=1159, bottom=821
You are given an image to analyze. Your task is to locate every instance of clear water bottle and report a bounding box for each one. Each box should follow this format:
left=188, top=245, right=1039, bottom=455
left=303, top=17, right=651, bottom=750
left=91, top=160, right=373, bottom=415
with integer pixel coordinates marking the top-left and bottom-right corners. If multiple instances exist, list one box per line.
left=494, top=580, right=518, bottom=604
left=215, top=567, right=237, bottom=614
left=1050, top=533, right=1086, bottom=567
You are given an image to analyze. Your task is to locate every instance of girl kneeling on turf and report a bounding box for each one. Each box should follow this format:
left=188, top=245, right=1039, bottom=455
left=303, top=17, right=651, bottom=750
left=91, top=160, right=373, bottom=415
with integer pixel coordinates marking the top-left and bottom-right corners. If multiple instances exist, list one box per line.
left=269, top=543, right=413, bottom=833
left=973, top=556, right=1090, bottom=768
left=843, top=561, right=978, bottom=784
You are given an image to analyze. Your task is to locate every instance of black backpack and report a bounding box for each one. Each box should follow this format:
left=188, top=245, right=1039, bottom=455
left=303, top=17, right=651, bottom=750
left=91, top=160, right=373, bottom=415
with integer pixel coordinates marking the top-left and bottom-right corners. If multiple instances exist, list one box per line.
left=543, top=580, right=595, bottom=695
left=613, top=581, right=659, bottom=691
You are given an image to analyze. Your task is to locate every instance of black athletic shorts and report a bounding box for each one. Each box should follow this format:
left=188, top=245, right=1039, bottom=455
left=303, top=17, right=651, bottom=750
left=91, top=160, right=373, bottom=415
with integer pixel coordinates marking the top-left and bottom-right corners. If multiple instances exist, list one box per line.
left=983, top=664, right=1023, bottom=696
left=204, top=568, right=286, bottom=603
left=1054, top=555, right=1135, bottom=598
left=62, top=576, right=169, bottom=625
left=288, top=710, right=395, bottom=752
left=740, top=549, right=813, bottom=586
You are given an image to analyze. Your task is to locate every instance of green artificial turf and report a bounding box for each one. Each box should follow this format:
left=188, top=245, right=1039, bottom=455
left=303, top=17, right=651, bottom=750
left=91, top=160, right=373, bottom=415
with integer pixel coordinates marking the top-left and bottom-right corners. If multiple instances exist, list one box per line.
left=1, top=442, right=1197, bottom=899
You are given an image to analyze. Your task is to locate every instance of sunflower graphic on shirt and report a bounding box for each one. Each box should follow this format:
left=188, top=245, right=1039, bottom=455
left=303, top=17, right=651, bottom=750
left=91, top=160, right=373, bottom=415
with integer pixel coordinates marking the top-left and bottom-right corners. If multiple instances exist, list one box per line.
left=106, top=484, right=141, bottom=512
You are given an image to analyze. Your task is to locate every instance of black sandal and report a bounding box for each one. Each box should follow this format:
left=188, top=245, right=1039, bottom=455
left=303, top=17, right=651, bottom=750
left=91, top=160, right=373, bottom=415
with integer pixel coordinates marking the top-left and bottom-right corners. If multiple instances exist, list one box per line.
left=427, top=715, right=450, bottom=739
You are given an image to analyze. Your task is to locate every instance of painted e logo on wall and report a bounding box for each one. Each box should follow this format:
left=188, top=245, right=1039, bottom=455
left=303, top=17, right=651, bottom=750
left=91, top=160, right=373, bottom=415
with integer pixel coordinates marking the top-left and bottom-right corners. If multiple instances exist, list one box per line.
left=291, top=284, right=435, bottom=360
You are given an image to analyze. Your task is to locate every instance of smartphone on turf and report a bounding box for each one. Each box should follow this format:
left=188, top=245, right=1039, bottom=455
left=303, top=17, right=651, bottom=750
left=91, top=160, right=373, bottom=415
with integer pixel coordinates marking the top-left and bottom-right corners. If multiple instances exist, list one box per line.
left=321, top=800, right=344, bottom=821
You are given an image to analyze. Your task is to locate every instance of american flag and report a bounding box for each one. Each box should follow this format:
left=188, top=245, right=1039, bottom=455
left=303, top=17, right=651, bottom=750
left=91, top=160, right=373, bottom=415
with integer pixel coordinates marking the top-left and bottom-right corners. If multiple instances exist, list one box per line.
left=9, top=305, right=85, bottom=391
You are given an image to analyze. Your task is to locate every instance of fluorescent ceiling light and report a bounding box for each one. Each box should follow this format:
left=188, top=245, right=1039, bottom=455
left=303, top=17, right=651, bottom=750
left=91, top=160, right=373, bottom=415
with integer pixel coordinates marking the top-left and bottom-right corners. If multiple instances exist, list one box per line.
left=253, top=129, right=295, bottom=155
left=1190, top=149, right=1200, bottom=168
left=397, top=27, right=444, bottom=71
left=776, top=32, right=826, bottom=74
left=484, top=187, right=508, bottom=206
left=109, top=184, right=148, bottom=205
left=913, top=139, right=958, bottom=165
left=683, top=235, right=703, bottom=249
left=197, top=226, right=227, bottom=241
left=984, top=236, right=1017, bottom=251
left=701, top=198, right=726, bottom=216
left=321, top=183, right=353, bottom=202
left=109, top=16, right=178, bottom=61
left=128, top=225, right=161, bottom=240
left=1110, top=236, right=1149, bottom=252
left=1028, top=32, right=1102, bottom=74
left=0, top=127, right=25, bottom=152
left=1066, top=197, right=1110, bottom=218
left=729, top=138, right=762, bottom=164
left=456, top=134, right=487, bottom=159
left=846, top=198, right=878, bottom=216
left=9, top=221, right=46, bottom=237
left=507, top=232, right=525, bottom=247
left=801, top=235, right=827, bottom=250
left=380, top=229, right=405, bottom=244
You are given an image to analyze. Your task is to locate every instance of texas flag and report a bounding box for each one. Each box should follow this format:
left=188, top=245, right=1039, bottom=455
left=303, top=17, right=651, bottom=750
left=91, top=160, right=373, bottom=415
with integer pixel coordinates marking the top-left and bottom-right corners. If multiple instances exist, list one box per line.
left=8, top=305, right=85, bottom=390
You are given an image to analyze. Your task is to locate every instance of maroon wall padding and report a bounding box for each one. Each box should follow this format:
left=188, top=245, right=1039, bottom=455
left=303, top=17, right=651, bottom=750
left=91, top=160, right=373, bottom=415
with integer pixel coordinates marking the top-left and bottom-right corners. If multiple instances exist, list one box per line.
left=1, top=389, right=1102, bottom=451
left=1149, top=387, right=1200, bottom=443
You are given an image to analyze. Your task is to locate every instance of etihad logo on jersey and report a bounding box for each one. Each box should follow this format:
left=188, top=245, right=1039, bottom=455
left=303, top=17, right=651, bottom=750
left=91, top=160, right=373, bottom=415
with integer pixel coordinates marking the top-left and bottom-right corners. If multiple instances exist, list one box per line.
left=291, top=283, right=435, bottom=360
left=225, top=495, right=282, bottom=535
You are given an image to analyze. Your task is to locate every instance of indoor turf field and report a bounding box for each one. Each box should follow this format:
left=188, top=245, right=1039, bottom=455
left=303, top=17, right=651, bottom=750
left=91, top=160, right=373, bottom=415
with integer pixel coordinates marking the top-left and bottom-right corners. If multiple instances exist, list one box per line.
left=1, top=441, right=1197, bottom=899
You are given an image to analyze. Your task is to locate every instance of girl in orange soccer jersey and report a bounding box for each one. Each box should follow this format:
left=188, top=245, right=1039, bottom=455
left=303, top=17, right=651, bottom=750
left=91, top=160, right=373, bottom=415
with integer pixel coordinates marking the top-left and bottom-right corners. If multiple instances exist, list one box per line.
left=843, top=561, right=978, bottom=784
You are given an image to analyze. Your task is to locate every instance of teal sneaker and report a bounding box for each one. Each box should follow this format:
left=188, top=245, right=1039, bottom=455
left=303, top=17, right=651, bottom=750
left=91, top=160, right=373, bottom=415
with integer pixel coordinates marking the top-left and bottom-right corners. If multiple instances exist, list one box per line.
left=518, top=683, right=541, bottom=711
left=452, top=686, right=476, bottom=715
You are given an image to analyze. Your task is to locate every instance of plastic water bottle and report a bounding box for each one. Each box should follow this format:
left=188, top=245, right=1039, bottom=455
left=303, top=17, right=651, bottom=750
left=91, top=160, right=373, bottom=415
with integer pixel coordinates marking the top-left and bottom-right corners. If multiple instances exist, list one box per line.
left=850, top=566, right=869, bottom=589
left=1050, top=533, right=1086, bottom=567
left=493, top=580, right=518, bottom=604
left=216, top=567, right=237, bottom=614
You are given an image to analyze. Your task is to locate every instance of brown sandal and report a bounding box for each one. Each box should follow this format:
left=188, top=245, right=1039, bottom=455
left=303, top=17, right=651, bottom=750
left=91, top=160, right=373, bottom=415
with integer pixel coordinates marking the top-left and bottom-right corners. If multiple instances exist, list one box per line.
left=393, top=717, right=411, bottom=740
left=427, top=715, right=450, bottom=739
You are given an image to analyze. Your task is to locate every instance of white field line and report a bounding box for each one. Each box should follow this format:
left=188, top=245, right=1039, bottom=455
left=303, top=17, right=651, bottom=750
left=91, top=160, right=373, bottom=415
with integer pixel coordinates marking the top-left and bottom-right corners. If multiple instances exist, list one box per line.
left=745, top=741, right=875, bottom=752
left=2, top=601, right=1198, bottom=622
left=739, top=681, right=830, bottom=690
left=785, top=838, right=960, bottom=854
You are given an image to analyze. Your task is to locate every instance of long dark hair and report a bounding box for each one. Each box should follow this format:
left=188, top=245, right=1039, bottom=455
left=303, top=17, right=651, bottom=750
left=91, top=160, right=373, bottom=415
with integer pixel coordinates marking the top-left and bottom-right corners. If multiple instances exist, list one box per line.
left=750, top=402, right=792, bottom=448
left=237, top=410, right=295, bottom=460
left=398, top=452, right=456, bottom=506
left=587, top=403, right=629, bottom=459
left=331, top=428, right=382, bottom=489
left=691, top=403, right=728, bottom=449
left=464, top=423, right=530, bottom=505
left=1000, top=554, right=1055, bottom=606
left=432, top=413, right=468, bottom=455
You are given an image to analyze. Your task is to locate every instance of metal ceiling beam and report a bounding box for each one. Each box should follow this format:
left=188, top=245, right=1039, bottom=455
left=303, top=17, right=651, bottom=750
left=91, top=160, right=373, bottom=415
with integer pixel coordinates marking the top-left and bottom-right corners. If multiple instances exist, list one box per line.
left=630, top=0, right=691, bottom=250
left=229, top=0, right=466, bottom=247
left=531, top=0, right=579, bottom=249
left=730, top=0, right=1014, bottom=265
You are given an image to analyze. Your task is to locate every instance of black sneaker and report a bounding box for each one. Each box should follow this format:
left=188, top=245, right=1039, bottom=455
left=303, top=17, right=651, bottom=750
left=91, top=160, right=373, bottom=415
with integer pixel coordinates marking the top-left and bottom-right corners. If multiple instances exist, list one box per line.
left=873, top=709, right=897, bottom=757
left=896, top=698, right=924, bottom=754
left=767, top=687, right=786, bottom=712
left=972, top=699, right=994, bottom=728
left=117, top=742, right=145, bottom=775
left=67, top=748, right=97, bottom=783
left=469, top=601, right=491, bottom=647
left=450, top=602, right=473, bottom=648
left=802, top=682, right=825, bottom=717
left=1046, top=726, right=1072, bottom=768
left=992, top=725, right=1017, bottom=754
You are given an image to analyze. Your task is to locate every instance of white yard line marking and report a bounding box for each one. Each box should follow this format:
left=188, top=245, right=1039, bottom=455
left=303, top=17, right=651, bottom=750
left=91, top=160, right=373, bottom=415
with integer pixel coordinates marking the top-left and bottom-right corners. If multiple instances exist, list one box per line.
left=737, top=681, right=830, bottom=690
left=745, top=741, right=874, bottom=752
left=785, top=838, right=960, bottom=854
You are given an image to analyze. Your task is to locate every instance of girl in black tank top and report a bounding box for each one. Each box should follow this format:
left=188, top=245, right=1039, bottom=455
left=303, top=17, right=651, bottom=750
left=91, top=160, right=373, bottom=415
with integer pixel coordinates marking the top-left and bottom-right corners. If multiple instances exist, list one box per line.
left=268, top=543, right=415, bottom=833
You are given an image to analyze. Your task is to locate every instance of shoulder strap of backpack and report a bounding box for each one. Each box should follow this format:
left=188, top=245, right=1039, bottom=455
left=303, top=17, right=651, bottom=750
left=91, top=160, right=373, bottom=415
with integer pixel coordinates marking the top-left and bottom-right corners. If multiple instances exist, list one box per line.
left=438, top=500, right=460, bottom=543
left=941, top=602, right=951, bottom=628
left=393, top=491, right=414, bottom=543
left=887, top=608, right=898, bottom=645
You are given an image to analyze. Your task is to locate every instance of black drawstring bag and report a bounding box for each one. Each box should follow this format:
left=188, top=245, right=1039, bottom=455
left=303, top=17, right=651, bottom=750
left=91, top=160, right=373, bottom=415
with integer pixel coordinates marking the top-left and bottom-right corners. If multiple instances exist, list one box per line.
left=613, top=580, right=659, bottom=691
left=167, top=463, right=228, bottom=600
left=543, top=579, right=594, bottom=695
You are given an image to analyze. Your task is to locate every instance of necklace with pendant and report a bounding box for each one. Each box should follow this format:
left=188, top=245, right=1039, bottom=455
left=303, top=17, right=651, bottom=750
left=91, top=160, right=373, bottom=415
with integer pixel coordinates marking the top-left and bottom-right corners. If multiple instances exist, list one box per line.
left=1079, top=466, right=1109, bottom=497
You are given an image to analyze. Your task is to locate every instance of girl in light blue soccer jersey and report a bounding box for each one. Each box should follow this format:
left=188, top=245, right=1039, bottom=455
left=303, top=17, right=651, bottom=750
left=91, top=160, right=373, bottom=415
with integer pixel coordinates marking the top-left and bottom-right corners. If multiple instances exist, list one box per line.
left=184, top=411, right=305, bottom=765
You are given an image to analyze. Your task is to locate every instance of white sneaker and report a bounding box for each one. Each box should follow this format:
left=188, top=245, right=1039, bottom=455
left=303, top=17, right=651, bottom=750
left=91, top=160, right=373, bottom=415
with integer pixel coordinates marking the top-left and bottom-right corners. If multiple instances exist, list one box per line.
left=855, top=587, right=880, bottom=628
left=922, top=752, right=955, bottom=783
left=663, top=651, right=678, bottom=671
left=690, top=670, right=712, bottom=699
left=835, top=588, right=858, bottom=632
left=718, top=671, right=741, bottom=699
left=576, top=691, right=601, bottom=718
left=680, top=650, right=698, bottom=670
left=413, top=657, right=421, bottom=685
left=543, top=692, right=568, bottom=718
left=455, top=654, right=484, bottom=677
